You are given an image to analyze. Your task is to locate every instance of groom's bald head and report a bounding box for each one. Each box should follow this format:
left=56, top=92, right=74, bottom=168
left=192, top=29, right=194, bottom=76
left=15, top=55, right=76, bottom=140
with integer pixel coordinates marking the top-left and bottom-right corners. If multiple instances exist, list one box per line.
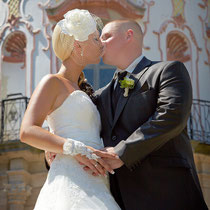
left=101, top=19, right=143, bottom=68
left=109, top=19, right=143, bottom=41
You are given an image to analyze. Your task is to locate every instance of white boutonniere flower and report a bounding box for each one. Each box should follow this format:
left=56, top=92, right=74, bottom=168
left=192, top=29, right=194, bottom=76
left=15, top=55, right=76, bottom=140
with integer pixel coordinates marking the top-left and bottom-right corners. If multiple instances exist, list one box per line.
left=119, top=77, right=135, bottom=97
left=57, top=9, right=96, bottom=42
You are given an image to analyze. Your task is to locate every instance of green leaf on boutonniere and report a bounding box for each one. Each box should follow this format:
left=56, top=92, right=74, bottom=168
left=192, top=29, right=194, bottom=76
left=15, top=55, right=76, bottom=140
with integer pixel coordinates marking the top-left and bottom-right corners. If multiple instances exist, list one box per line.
left=119, top=77, right=135, bottom=97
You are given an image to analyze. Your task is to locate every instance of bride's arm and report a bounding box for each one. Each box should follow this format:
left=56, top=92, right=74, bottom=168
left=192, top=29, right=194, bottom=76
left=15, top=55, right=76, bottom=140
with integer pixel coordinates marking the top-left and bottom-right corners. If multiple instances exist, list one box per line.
left=20, top=75, right=66, bottom=153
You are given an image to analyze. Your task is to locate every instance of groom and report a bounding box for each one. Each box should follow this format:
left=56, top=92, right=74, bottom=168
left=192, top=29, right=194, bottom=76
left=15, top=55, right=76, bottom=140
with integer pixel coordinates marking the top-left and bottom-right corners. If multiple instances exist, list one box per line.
left=45, top=19, right=208, bottom=209
left=90, top=19, right=207, bottom=210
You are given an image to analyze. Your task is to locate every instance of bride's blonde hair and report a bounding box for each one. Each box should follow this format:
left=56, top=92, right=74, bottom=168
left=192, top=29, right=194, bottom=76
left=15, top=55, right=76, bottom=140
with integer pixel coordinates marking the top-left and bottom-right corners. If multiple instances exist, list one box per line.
left=52, top=20, right=103, bottom=100
left=52, top=24, right=86, bottom=86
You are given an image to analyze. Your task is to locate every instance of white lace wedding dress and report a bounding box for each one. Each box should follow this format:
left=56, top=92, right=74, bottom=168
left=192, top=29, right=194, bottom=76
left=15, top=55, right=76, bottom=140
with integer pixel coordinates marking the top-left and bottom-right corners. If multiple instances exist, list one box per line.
left=34, top=90, right=120, bottom=210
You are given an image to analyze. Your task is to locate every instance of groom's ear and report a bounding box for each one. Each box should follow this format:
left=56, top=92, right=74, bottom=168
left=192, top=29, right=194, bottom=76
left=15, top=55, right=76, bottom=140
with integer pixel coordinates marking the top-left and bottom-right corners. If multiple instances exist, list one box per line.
left=126, top=29, right=133, bottom=41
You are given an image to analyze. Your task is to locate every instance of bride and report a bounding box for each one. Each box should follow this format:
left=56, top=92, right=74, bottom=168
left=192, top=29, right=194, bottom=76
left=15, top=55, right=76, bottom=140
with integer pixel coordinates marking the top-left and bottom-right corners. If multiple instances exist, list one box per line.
left=20, top=9, right=121, bottom=210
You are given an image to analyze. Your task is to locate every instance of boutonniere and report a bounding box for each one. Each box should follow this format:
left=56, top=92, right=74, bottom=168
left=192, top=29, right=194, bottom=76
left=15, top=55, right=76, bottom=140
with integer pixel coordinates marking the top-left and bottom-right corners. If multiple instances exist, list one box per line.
left=119, top=77, right=135, bottom=97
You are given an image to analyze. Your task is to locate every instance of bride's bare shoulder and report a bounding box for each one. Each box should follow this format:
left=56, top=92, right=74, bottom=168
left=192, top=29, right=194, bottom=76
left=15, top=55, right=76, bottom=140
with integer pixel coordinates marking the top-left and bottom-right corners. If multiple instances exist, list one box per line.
left=39, top=74, right=63, bottom=85
left=37, top=74, right=70, bottom=92
left=30, top=74, right=66, bottom=101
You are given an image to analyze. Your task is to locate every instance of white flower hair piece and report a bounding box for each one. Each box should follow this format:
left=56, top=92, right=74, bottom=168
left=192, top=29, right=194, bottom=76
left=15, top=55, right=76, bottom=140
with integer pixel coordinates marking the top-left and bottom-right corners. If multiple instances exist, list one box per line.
left=57, top=9, right=97, bottom=42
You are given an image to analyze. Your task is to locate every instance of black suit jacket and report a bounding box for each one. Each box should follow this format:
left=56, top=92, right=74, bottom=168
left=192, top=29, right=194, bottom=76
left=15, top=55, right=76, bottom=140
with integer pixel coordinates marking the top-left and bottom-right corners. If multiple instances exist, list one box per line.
left=95, top=57, right=208, bottom=210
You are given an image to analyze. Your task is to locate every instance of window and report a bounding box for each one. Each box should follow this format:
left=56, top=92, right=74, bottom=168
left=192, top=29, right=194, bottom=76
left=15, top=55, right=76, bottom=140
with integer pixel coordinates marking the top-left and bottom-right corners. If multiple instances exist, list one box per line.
left=84, top=59, right=116, bottom=90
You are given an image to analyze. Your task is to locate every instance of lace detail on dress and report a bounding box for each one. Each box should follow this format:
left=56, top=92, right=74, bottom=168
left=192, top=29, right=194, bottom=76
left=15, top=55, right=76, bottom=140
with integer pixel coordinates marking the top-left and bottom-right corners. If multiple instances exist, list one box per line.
left=34, top=90, right=120, bottom=210
left=63, top=138, right=99, bottom=160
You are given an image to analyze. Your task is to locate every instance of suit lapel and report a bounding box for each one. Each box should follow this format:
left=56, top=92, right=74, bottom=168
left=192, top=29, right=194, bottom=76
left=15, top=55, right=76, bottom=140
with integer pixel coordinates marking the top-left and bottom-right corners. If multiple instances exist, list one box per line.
left=112, top=57, right=152, bottom=130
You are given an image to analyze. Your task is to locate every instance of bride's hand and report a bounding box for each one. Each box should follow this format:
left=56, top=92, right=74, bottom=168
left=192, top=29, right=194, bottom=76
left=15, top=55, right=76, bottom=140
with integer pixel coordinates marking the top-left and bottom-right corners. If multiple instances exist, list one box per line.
left=74, top=154, right=106, bottom=176
left=87, top=146, right=120, bottom=174
left=74, top=146, right=117, bottom=176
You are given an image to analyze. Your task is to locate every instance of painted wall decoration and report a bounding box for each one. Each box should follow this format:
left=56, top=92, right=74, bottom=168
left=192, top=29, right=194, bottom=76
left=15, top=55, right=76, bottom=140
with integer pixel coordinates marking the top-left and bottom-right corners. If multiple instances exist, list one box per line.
left=166, top=31, right=191, bottom=63
left=0, top=0, right=209, bottom=100
left=0, top=0, right=57, bottom=98
left=198, top=0, right=210, bottom=66
left=152, top=0, right=205, bottom=102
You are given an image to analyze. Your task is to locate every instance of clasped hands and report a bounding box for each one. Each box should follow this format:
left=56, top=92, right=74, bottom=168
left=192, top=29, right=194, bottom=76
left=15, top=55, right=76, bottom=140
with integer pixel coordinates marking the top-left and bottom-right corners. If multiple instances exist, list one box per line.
left=45, top=147, right=124, bottom=177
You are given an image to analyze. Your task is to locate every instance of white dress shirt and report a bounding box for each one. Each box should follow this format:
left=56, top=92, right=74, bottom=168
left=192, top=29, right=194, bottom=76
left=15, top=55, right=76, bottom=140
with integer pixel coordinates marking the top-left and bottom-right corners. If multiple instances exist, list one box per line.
left=114, top=54, right=144, bottom=88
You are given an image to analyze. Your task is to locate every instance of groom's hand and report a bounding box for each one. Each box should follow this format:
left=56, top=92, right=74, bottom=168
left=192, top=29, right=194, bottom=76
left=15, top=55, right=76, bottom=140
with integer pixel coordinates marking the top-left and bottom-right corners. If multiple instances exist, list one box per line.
left=45, top=151, right=57, bottom=166
left=79, top=147, right=120, bottom=176
left=82, top=147, right=124, bottom=175
left=74, top=154, right=106, bottom=176
left=101, top=147, right=124, bottom=169
left=75, top=148, right=117, bottom=176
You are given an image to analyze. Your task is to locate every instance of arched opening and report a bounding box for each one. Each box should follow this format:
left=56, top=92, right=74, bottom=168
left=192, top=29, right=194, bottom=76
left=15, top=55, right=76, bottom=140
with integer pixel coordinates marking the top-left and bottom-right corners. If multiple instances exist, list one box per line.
left=1, top=31, right=26, bottom=98
left=166, top=31, right=191, bottom=63
left=166, top=31, right=192, bottom=81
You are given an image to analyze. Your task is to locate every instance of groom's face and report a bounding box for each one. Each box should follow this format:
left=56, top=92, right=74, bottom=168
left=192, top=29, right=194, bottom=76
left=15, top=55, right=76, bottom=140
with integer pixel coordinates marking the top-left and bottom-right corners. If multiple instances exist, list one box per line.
left=100, top=22, right=126, bottom=66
